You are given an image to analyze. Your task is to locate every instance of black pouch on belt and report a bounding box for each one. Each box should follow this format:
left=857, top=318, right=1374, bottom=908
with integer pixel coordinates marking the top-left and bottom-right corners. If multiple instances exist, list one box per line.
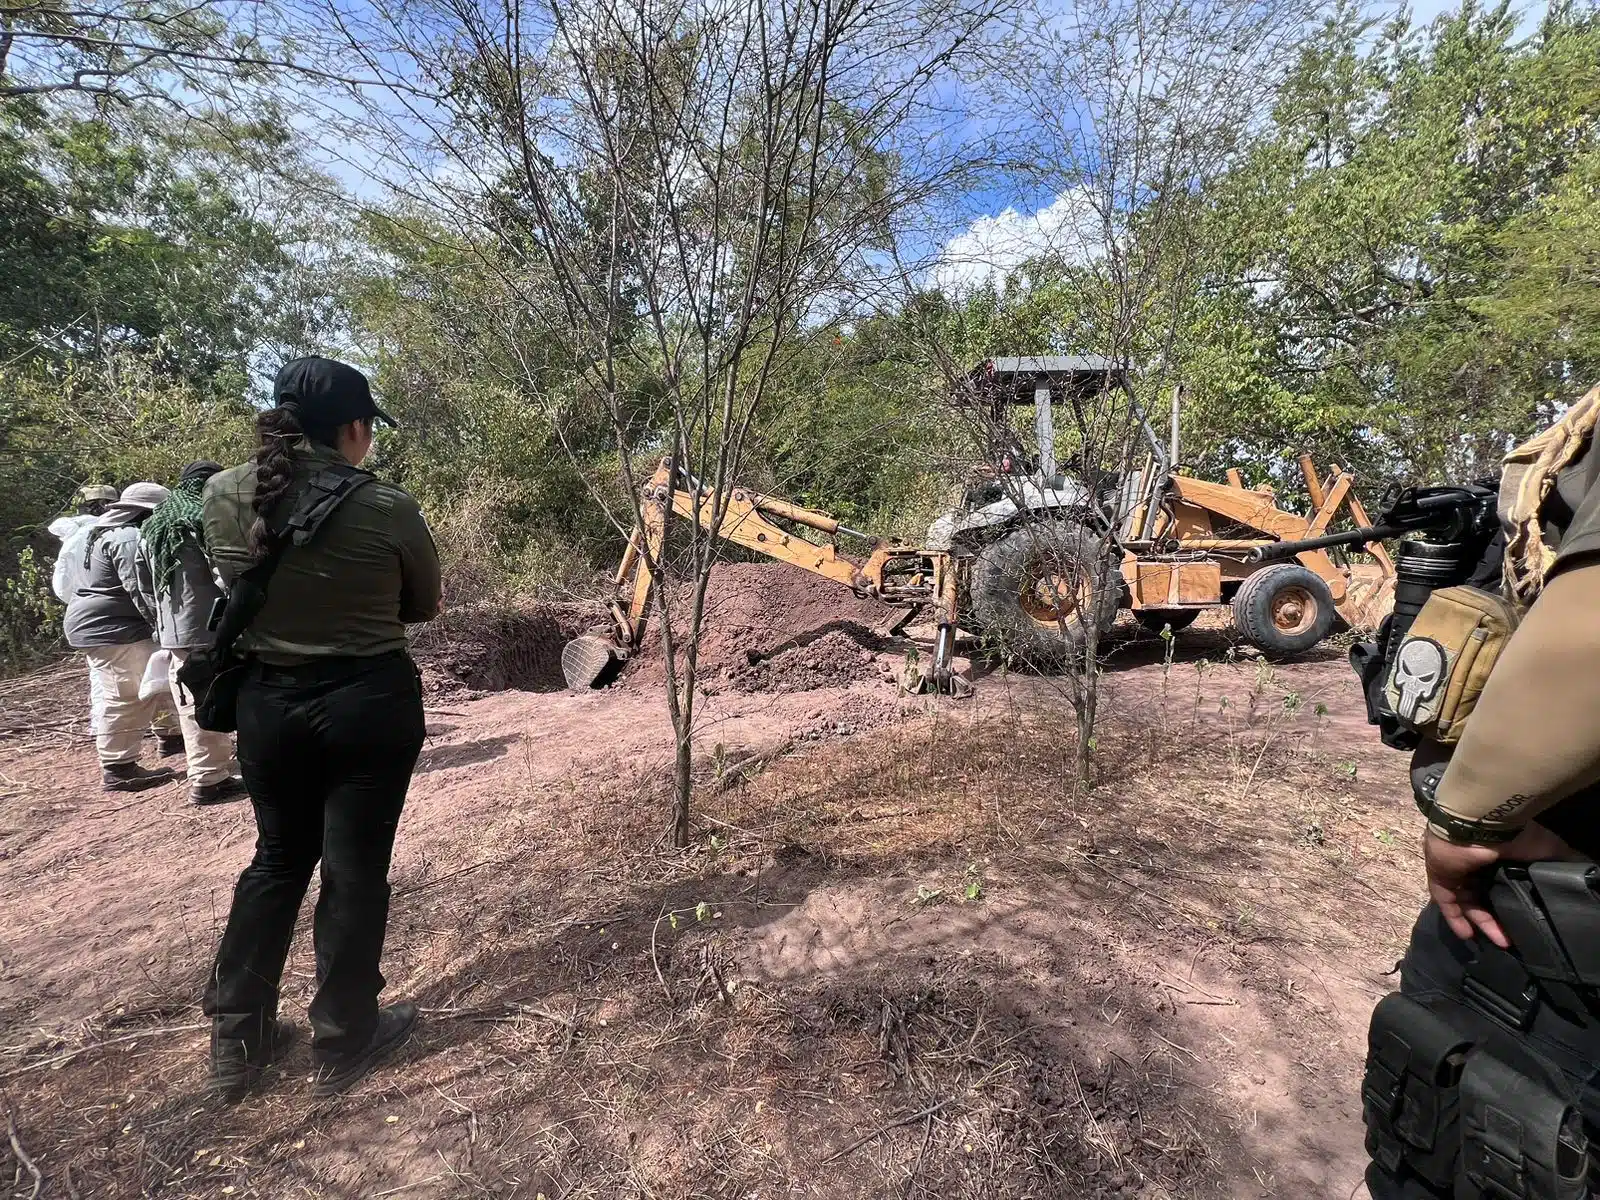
left=1363, top=992, right=1473, bottom=1192
left=1457, top=1047, right=1588, bottom=1200
left=180, top=548, right=285, bottom=733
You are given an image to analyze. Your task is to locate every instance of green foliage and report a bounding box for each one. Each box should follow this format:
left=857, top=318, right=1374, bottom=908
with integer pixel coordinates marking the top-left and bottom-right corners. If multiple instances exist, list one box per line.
left=1185, top=1, right=1600, bottom=481
left=0, top=549, right=58, bottom=671
left=751, top=314, right=962, bottom=539
left=963, top=862, right=984, bottom=903
left=0, top=102, right=313, bottom=380
left=345, top=212, right=633, bottom=597
left=0, top=97, right=334, bottom=671
left=0, top=354, right=258, bottom=671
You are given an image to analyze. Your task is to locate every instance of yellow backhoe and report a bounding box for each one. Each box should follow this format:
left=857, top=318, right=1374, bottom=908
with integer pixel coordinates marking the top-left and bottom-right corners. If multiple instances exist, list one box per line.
left=560, top=459, right=961, bottom=691
left=562, top=359, right=1397, bottom=691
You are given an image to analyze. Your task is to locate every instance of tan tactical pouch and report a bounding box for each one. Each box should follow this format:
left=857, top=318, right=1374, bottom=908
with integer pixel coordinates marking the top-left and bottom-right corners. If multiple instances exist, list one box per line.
left=1384, top=586, right=1520, bottom=744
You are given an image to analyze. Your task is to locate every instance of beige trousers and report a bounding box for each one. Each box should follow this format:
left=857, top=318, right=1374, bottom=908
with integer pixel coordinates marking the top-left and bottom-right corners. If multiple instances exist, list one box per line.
left=86, top=641, right=179, bottom=766
left=167, top=647, right=238, bottom=786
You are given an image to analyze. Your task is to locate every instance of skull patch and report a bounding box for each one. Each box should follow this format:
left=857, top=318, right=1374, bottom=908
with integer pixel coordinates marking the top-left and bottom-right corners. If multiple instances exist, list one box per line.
left=1390, top=636, right=1448, bottom=722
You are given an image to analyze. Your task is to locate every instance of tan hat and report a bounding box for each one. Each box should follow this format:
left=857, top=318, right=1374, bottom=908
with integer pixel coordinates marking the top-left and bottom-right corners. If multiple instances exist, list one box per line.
left=95, top=482, right=171, bottom=527
left=117, top=482, right=170, bottom=510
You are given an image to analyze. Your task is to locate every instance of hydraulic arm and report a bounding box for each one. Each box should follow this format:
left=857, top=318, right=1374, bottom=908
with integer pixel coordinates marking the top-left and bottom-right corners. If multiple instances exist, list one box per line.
left=560, top=460, right=960, bottom=691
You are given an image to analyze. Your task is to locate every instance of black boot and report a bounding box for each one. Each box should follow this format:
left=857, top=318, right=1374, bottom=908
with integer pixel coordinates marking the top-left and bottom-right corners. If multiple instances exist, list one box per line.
left=157, top=734, right=186, bottom=758
left=101, top=762, right=176, bottom=793
left=211, top=1019, right=297, bottom=1105
left=312, top=1002, right=418, bottom=1097
left=191, top=777, right=248, bottom=806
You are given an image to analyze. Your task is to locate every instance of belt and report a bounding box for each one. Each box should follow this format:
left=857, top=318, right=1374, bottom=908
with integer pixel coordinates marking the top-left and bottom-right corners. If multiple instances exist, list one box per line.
left=250, top=649, right=412, bottom=687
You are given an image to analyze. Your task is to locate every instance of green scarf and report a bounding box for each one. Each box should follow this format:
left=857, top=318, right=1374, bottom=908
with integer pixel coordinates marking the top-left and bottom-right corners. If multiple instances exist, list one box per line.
left=142, top=479, right=207, bottom=597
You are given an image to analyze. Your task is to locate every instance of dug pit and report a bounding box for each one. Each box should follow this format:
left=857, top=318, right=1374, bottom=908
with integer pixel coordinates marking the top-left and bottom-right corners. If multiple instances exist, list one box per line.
left=411, top=602, right=600, bottom=696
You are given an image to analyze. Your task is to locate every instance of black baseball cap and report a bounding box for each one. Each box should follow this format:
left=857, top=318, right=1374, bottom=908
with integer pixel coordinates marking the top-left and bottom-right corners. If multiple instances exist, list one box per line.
left=272, top=357, right=397, bottom=428
left=179, top=460, right=225, bottom=486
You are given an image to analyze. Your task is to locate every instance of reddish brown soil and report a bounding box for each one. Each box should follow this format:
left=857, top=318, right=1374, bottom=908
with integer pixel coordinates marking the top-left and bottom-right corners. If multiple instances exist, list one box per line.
left=411, top=600, right=598, bottom=696
left=0, top=565, right=1427, bottom=1199
left=624, top=561, right=899, bottom=692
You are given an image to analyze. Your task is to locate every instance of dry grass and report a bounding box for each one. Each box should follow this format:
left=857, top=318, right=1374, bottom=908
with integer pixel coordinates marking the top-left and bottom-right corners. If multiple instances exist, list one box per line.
left=0, top=651, right=1417, bottom=1198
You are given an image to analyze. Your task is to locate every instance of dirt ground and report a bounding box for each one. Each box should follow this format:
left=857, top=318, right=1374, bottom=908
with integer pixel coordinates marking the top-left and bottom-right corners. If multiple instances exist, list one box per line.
left=0, top=565, right=1426, bottom=1199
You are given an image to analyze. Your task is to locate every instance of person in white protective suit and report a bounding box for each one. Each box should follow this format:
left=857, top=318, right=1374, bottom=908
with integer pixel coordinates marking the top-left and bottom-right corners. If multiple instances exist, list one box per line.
left=49, top=484, right=119, bottom=604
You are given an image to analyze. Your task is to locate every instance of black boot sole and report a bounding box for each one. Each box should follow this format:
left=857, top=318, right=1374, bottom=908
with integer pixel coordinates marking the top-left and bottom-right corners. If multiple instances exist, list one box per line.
left=312, top=1007, right=418, bottom=1097
left=103, top=773, right=176, bottom=793
left=191, top=784, right=248, bottom=806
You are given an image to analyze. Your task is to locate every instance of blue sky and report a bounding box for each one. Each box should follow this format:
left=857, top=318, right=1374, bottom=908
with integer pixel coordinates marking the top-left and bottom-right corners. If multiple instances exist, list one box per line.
left=280, top=0, right=1558, bottom=294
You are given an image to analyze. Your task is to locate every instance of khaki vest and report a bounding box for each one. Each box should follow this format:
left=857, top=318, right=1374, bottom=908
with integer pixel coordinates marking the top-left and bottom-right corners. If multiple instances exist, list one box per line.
left=1499, top=382, right=1600, bottom=611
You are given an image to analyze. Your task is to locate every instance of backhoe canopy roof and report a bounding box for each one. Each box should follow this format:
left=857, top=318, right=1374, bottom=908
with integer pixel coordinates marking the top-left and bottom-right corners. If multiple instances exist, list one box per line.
left=965, top=356, right=1130, bottom=404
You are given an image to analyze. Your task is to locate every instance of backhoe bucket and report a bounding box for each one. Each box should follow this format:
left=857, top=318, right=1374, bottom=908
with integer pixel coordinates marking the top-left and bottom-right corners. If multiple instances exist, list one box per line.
left=562, top=634, right=622, bottom=690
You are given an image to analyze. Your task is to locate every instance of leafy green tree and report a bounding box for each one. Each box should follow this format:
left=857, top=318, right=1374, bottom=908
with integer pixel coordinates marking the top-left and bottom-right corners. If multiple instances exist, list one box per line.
left=0, top=96, right=343, bottom=669
left=1188, top=1, right=1600, bottom=482
left=344, top=211, right=625, bottom=596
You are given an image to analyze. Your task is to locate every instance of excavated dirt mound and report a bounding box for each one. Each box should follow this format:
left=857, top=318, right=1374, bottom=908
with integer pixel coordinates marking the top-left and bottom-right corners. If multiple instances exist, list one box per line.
left=411, top=601, right=600, bottom=696
left=724, top=628, right=892, bottom=693
left=625, top=562, right=900, bottom=694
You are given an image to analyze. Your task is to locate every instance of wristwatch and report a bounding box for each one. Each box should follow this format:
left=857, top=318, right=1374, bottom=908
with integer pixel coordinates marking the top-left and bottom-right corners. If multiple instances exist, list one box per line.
left=1413, top=768, right=1520, bottom=846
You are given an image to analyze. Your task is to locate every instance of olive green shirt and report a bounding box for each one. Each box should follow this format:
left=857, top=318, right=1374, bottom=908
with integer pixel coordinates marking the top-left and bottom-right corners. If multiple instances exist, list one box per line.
left=203, top=442, right=442, bottom=665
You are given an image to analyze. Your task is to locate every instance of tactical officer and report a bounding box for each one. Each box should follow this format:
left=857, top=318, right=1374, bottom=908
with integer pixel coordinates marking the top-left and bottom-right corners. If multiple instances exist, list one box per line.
left=1365, top=388, right=1600, bottom=1200
left=200, top=357, right=441, bottom=1102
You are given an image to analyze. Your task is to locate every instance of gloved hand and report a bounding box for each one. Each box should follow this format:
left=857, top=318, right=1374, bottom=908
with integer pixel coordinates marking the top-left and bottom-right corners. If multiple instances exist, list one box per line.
left=1425, top=822, right=1588, bottom=946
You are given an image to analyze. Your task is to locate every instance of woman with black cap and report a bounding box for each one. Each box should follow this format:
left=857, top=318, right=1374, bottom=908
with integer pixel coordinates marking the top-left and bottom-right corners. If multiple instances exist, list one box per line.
left=200, top=356, right=441, bottom=1102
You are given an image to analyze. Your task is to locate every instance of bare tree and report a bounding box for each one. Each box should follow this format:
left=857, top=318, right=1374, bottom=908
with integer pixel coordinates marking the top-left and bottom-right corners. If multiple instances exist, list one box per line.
left=310, top=0, right=1004, bottom=845
left=0, top=0, right=433, bottom=107
left=899, top=0, right=1314, bottom=789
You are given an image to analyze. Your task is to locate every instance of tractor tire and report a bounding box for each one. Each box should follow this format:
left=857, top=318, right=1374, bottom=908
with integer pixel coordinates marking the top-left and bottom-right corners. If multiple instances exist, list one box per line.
left=1231, top=564, right=1335, bottom=657
left=1137, top=609, right=1200, bottom=636
left=966, top=522, right=1120, bottom=670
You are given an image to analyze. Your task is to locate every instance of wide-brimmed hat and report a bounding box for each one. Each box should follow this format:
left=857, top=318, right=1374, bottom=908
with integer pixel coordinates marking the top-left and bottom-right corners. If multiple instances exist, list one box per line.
left=96, top=482, right=171, bottom=526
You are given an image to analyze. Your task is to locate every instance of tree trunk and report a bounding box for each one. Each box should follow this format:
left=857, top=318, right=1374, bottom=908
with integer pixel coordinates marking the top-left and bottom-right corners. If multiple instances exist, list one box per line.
left=1074, top=634, right=1098, bottom=798
left=672, top=723, right=693, bottom=847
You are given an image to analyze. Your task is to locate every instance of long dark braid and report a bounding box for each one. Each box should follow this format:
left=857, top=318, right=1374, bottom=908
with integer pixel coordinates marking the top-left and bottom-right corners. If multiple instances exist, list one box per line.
left=247, top=406, right=304, bottom=559
left=249, top=403, right=349, bottom=561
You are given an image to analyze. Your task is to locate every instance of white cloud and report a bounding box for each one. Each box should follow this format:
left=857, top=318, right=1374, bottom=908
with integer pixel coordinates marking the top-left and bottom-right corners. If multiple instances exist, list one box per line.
left=933, top=189, right=1105, bottom=295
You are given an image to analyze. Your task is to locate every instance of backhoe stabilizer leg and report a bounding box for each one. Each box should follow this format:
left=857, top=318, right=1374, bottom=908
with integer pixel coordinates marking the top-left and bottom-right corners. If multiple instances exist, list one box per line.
left=933, top=622, right=956, bottom=686
left=900, top=622, right=968, bottom=696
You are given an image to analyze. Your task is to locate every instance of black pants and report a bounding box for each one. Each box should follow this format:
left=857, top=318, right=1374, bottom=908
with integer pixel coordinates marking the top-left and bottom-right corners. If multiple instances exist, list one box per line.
left=204, top=652, right=425, bottom=1060
left=1367, top=903, right=1600, bottom=1199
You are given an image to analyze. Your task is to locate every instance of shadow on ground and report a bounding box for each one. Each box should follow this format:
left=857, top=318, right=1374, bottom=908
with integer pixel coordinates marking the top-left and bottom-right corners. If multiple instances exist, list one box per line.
left=4, top=667, right=1408, bottom=1199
